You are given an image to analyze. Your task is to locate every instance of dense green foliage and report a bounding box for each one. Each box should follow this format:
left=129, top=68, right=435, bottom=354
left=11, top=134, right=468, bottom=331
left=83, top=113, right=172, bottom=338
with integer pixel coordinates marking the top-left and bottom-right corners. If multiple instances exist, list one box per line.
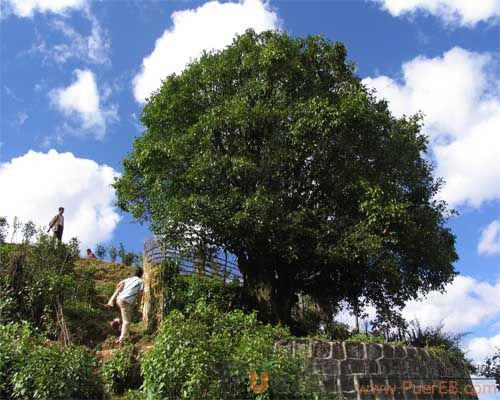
left=0, top=235, right=107, bottom=344
left=115, top=29, right=457, bottom=326
left=163, top=260, right=242, bottom=314
left=0, top=233, right=82, bottom=337
left=141, top=301, right=330, bottom=400
left=0, top=223, right=120, bottom=347
left=0, top=322, right=105, bottom=400
left=101, top=343, right=141, bottom=395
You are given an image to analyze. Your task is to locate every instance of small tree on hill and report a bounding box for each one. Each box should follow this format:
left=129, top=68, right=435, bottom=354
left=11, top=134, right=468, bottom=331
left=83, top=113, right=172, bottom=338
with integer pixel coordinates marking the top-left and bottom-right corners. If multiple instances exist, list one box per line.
left=484, top=350, right=500, bottom=390
left=95, top=244, right=107, bottom=259
left=114, top=30, right=457, bottom=326
left=118, top=243, right=137, bottom=266
left=108, top=246, right=118, bottom=263
left=0, top=217, right=8, bottom=244
left=22, top=221, right=37, bottom=244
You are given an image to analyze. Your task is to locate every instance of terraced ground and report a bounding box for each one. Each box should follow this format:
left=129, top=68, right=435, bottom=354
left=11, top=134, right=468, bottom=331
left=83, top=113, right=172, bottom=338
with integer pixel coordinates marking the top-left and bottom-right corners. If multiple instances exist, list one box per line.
left=72, top=259, right=153, bottom=358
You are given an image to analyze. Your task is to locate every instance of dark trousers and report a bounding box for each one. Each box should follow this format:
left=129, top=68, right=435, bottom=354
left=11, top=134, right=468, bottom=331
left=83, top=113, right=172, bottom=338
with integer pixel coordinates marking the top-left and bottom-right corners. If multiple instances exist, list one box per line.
left=54, top=226, right=63, bottom=241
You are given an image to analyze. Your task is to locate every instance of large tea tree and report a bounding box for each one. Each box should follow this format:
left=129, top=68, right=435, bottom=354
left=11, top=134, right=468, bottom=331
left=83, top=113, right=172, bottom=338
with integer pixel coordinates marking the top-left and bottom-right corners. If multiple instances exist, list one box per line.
left=115, top=30, right=457, bottom=325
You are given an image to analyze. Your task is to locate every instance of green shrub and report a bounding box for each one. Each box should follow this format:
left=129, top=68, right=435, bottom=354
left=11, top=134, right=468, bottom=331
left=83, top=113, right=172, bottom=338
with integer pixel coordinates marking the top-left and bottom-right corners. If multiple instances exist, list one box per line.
left=11, top=344, right=105, bottom=400
left=323, top=322, right=351, bottom=341
left=141, top=301, right=330, bottom=400
left=346, top=333, right=387, bottom=344
left=0, top=322, right=34, bottom=397
left=406, top=321, right=465, bottom=350
left=101, top=343, right=140, bottom=394
left=165, top=261, right=241, bottom=314
left=0, top=233, right=80, bottom=336
left=0, top=322, right=105, bottom=399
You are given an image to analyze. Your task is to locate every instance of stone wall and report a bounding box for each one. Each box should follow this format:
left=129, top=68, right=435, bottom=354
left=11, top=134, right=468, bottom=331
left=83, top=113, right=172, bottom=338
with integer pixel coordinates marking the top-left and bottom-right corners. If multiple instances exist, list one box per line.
left=278, top=340, right=478, bottom=400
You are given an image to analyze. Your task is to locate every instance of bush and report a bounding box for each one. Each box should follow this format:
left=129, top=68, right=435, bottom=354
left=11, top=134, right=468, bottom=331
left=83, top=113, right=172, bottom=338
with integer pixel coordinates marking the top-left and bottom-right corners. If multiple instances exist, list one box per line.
left=0, top=322, right=33, bottom=397
left=165, top=265, right=241, bottom=314
left=323, top=322, right=351, bottom=341
left=11, top=344, right=105, bottom=400
left=0, top=233, right=80, bottom=336
left=101, top=343, right=141, bottom=395
left=0, top=230, right=104, bottom=343
left=346, top=333, right=387, bottom=344
left=0, top=322, right=105, bottom=400
left=141, top=301, right=331, bottom=400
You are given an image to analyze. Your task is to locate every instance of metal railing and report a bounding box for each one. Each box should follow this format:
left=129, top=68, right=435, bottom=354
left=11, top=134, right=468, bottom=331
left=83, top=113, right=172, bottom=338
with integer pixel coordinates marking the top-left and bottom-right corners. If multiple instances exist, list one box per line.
left=144, top=237, right=242, bottom=284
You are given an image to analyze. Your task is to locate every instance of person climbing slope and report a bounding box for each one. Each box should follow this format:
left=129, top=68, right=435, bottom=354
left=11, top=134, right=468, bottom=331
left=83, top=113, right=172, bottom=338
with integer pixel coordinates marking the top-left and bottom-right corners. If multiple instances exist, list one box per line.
left=106, top=267, right=144, bottom=345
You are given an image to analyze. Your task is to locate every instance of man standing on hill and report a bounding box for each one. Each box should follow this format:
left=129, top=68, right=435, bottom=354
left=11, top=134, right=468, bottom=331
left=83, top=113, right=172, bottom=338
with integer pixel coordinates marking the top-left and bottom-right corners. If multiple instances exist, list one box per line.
left=48, top=207, right=64, bottom=242
left=106, top=267, right=144, bottom=345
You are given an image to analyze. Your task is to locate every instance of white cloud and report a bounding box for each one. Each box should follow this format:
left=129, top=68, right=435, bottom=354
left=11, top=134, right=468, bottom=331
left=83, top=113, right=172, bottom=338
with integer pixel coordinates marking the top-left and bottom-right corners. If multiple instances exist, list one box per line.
left=2, top=0, right=87, bottom=18
left=369, top=0, right=500, bottom=26
left=336, top=276, right=500, bottom=334
left=363, top=47, right=500, bottom=208
left=467, top=334, right=500, bottom=364
left=402, top=276, right=500, bottom=332
left=478, top=220, right=500, bottom=255
left=133, top=0, right=280, bottom=103
left=0, top=150, right=121, bottom=251
left=49, top=69, right=117, bottom=139
left=12, top=111, right=28, bottom=127
left=31, top=12, right=110, bottom=65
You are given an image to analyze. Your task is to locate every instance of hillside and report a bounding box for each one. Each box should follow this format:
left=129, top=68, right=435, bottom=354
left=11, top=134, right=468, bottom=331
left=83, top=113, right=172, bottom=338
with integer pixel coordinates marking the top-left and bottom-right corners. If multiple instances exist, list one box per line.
left=72, top=259, right=151, bottom=354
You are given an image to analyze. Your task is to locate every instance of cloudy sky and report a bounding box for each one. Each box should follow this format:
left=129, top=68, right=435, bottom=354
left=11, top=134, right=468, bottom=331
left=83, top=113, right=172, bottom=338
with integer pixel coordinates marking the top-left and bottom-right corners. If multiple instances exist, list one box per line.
left=0, top=0, right=499, bottom=387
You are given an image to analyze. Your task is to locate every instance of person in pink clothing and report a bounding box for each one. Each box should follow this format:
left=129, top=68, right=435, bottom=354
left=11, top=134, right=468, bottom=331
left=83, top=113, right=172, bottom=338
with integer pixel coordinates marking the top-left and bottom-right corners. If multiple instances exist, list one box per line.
left=106, top=267, right=144, bottom=344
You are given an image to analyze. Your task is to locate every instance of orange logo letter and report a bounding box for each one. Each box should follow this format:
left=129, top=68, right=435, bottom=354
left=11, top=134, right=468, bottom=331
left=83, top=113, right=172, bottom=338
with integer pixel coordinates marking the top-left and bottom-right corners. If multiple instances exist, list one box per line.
left=249, top=371, right=269, bottom=394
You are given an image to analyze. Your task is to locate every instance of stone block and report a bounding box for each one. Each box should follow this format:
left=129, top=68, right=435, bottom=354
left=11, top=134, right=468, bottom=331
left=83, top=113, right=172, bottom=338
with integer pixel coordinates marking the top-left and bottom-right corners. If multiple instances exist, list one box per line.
left=346, top=342, right=365, bottom=359
left=365, top=359, right=380, bottom=375
left=405, top=347, right=418, bottom=360
left=339, top=375, right=356, bottom=392
left=314, top=358, right=340, bottom=376
left=312, top=340, right=332, bottom=359
left=367, top=343, right=383, bottom=359
left=348, top=359, right=367, bottom=375
left=332, top=342, right=345, bottom=359
left=383, top=344, right=394, bottom=358
left=319, top=373, right=338, bottom=391
left=393, top=346, right=406, bottom=359
left=417, top=348, right=430, bottom=362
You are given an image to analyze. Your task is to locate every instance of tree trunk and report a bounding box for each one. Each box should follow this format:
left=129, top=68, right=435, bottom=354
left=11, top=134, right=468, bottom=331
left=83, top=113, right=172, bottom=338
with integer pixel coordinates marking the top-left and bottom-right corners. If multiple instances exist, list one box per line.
left=353, top=297, right=360, bottom=333
left=238, top=255, right=295, bottom=326
left=141, top=256, right=166, bottom=333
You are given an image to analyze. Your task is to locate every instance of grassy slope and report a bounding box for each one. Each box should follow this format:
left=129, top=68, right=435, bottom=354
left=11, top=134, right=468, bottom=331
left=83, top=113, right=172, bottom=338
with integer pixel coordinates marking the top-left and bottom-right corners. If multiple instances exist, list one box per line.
left=71, top=259, right=145, bottom=352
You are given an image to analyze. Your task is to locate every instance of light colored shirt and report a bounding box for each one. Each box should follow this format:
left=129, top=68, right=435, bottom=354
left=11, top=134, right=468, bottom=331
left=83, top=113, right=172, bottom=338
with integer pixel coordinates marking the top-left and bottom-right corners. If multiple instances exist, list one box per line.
left=49, top=214, right=64, bottom=232
left=117, top=276, right=144, bottom=303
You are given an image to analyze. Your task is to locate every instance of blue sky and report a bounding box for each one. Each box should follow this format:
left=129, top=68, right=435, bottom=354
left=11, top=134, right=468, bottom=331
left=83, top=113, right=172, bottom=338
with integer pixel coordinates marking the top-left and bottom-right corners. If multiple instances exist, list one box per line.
left=0, top=0, right=499, bottom=387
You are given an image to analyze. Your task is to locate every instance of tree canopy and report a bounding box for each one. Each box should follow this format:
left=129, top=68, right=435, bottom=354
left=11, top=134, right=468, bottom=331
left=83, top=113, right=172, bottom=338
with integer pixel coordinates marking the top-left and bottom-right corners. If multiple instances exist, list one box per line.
left=115, top=29, right=457, bottom=326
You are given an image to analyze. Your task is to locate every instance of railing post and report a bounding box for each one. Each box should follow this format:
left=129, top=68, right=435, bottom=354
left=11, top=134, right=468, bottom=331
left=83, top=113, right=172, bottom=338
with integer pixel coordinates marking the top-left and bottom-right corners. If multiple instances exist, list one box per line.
left=141, top=239, right=165, bottom=333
